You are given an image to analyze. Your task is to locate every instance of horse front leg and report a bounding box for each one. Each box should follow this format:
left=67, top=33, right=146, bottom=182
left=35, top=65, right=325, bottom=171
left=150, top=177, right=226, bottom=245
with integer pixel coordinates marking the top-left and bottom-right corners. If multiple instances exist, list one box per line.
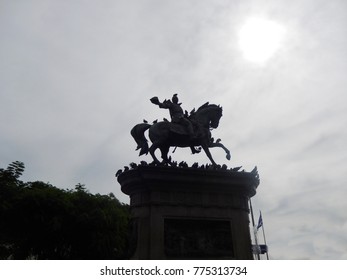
left=201, top=143, right=217, bottom=166
left=209, top=141, right=231, bottom=160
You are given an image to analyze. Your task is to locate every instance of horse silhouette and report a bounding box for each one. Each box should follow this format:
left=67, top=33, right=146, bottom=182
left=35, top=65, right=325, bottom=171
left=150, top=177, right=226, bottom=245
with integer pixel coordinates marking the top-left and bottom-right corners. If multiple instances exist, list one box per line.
left=131, top=103, right=231, bottom=165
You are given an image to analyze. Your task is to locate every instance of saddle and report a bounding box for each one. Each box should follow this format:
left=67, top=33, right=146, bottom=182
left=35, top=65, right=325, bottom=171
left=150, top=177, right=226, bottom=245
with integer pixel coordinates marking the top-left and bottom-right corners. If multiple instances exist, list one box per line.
left=169, top=122, right=190, bottom=136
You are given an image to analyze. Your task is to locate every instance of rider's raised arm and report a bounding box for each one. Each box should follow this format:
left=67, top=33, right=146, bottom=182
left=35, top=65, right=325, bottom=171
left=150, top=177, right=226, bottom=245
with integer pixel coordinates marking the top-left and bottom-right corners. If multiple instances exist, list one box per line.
left=158, top=101, right=170, bottom=109
left=150, top=96, right=170, bottom=109
left=150, top=96, right=160, bottom=105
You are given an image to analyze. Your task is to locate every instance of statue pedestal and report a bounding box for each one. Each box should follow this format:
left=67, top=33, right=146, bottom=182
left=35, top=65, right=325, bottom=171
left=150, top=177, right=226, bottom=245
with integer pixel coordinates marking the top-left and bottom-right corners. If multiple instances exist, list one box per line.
left=117, top=165, right=259, bottom=259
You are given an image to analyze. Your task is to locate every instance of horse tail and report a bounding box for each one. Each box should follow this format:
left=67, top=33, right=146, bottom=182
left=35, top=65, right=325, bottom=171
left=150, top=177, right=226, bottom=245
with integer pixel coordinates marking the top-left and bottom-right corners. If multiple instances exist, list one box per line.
left=131, top=123, right=151, bottom=156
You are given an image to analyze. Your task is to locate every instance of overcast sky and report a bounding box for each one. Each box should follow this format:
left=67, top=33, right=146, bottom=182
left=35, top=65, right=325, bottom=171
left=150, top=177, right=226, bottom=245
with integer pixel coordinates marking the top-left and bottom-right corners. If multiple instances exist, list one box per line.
left=1, top=0, right=347, bottom=260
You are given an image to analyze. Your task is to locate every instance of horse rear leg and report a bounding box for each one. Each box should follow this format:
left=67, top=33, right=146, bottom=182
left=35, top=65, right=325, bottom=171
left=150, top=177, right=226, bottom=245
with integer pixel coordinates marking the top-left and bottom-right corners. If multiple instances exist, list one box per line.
left=160, top=146, right=171, bottom=164
left=149, top=142, right=161, bottom=164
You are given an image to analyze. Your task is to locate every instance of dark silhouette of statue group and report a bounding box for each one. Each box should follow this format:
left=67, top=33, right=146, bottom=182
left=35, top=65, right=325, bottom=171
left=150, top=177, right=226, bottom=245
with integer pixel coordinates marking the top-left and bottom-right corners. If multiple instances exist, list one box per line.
left=120, top=94, right=260, bottom=260
left=131, top=94, right=231, bottom=165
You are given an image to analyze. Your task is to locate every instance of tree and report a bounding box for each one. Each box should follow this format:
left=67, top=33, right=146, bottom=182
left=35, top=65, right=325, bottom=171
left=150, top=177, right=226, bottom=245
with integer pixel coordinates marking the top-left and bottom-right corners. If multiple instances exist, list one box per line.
left=0, top=162, right=130, bottom=259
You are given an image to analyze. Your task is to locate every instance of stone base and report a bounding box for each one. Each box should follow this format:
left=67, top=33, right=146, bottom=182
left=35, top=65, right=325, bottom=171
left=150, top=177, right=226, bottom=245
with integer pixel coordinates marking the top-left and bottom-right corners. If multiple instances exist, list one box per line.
left=117, top=165, right=259, bottom=259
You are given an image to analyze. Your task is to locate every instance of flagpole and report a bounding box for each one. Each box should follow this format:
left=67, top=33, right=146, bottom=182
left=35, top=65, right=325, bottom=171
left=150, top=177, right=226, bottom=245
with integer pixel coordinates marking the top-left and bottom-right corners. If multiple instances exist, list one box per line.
left=260, top=210, right=269, bottom=260
left=249, top=198, right=260, bottom=260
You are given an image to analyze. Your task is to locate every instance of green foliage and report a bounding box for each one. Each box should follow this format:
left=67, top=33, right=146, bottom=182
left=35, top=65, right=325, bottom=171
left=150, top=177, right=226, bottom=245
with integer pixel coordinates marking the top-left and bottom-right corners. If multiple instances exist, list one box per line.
left=0, top=162, right=130, bottom=259
left=0, top=161, right=25, bottom=185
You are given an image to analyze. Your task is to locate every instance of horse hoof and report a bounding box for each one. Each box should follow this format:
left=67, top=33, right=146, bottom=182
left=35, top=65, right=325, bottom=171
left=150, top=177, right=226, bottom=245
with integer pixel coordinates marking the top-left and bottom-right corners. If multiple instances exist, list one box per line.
left=226, top=154, right=231, bottom=160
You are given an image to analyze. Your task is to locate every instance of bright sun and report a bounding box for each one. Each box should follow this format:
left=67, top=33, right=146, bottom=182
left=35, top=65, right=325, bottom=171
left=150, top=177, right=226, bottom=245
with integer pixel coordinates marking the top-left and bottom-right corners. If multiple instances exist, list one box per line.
left=238, top=18, right=285, bottom=64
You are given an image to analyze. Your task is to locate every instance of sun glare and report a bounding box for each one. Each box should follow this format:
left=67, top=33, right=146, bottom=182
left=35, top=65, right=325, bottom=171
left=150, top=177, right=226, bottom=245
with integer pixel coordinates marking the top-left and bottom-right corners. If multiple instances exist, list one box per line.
left=238, top=18, right=285, bottom=64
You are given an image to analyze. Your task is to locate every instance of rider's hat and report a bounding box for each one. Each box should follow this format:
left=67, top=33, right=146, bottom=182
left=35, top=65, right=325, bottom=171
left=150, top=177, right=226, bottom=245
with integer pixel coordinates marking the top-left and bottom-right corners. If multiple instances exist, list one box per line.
left=172, top=93, right=182, bottom=105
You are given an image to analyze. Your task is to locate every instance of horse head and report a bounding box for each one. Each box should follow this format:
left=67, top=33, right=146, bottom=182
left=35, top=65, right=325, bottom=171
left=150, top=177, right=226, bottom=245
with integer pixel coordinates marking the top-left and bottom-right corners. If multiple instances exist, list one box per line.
left=191, top=103, right=223, bottom=129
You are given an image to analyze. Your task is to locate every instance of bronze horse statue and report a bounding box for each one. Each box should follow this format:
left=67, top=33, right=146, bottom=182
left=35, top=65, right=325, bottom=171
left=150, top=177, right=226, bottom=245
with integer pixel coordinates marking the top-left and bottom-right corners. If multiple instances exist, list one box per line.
left=131, top=103, right=231, bottom=165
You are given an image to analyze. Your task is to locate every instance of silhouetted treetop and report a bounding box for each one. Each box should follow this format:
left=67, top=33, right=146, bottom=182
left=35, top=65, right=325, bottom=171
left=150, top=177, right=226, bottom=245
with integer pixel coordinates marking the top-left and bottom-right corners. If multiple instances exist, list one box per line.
left=0, top=161, right=129, bottom=260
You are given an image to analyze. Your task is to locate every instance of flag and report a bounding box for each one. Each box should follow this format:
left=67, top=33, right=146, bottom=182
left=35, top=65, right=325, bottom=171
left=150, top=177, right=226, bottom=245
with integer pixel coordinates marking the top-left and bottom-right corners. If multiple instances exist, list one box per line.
left=257, top=212, right=263, bottom=230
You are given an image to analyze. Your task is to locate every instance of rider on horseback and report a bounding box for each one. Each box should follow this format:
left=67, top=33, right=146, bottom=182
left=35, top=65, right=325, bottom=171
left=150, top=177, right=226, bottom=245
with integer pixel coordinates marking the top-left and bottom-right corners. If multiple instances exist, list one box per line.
left=150, top=94, right=194, bottom=140
left=132, top=97, right=230, bottom=164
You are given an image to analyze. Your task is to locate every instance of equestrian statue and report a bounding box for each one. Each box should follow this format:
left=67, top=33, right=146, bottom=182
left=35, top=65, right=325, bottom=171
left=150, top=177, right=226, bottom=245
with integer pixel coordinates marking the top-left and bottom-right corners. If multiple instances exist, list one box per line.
left=130, top=94, right=231, bottom=165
